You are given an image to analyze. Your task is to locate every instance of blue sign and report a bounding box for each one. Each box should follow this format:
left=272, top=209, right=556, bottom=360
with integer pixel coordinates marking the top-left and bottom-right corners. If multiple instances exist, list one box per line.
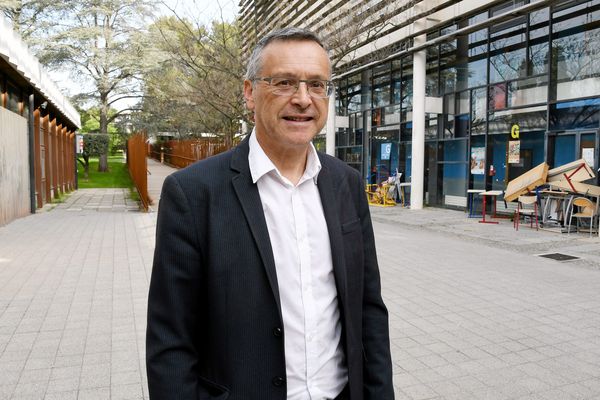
left=381, top=143, right=392, bottom=160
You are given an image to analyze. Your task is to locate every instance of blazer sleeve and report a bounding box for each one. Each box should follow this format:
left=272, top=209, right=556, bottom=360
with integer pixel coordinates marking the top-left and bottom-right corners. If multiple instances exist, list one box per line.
left=146, top=175, right=208, bottom=399
left=353, top=172, right=395, bottom=399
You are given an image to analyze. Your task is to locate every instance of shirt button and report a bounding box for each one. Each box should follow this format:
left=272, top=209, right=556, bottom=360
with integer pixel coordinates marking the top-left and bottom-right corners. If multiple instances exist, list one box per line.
left=272, top=376, right=286, bottom=387
left=273, top=327, right=283, bottom=337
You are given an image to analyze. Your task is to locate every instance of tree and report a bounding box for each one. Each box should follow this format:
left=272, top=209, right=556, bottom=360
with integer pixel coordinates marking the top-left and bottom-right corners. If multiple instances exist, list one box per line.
left=0, top=0, right=57, bottom=43
left=37, top=0, right=157, bottom=171
left=77, top=107, right=119, bottom=174
left=138, top=13, right=246, bottom=148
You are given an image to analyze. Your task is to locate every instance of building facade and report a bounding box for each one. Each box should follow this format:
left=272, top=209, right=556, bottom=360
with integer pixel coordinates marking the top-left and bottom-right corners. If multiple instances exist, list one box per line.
left=238, top=0, right=600, bottom=209
left=0, top=16, right=80, bottom=226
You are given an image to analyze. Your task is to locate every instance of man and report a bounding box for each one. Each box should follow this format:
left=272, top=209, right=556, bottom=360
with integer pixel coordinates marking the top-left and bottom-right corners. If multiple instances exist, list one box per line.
left=146, top=27, right=394, bottom=400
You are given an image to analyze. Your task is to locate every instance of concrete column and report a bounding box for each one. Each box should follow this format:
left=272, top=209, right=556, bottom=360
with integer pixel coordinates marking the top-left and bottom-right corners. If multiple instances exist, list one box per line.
left=410, top=33, right=426, bottom=210
left=326, top=91, right=335, bottom=156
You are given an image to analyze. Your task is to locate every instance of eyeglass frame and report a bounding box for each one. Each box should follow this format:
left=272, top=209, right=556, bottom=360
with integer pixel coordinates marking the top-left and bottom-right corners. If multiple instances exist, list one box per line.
left=251, top=76, right=335, bottom=98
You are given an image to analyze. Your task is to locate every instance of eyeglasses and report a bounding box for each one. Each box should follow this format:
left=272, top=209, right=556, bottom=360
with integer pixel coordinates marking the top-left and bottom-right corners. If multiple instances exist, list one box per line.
left=253, top=77, right=334, bottom=98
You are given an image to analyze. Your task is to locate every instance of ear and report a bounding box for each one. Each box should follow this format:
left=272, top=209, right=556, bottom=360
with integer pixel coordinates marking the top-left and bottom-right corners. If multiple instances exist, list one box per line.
left=243, top=79, right=255, bottom=111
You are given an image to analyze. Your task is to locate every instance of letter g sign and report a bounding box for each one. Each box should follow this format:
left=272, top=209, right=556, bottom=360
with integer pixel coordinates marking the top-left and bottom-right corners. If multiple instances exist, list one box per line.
left=511, top=124, right=520, bottom=139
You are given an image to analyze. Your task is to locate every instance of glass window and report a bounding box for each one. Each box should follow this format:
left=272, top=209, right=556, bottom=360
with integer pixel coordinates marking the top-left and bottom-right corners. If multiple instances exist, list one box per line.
left=401, top=121, right=412, bottom=142
left=468, top=13, right=488, bottom=57
left=372, top=75, right=390, bottom=108
left=440, top=139, right=467, bottom=162
left=488, top=106, right=547, bottom=134
left=426, top=46, right=439, bottom=96
left=549, top=98, right=600, bottom=130
left=401, top=62, right=413, bottom=112
left=425, top=114, right=438, bottom=139
left=489, top=83, right=507, bottom=111
left=490, top=48, right=526, bottom=83
left=471, top=88, right=487, bottom=134
left=336, top=128, right=349, bottom=147
left=456, top=114, right=469, bottom=137
left=440, top=67, right=457, bottom=95
left=508, top=76, right=548, bottom=107
left=467, top=59, right=487, bottom=88
left=348, top=93, right=361, bottom=113
left=384, top=104, right=401, bottom=126
left=444, top=93, right=455, bottom=115
left=373, top=62, right=390, bottom=76
left=444, top=114, right=455, bottom=138
left=391, top=70, right=401, bottom=104
left=554, top=135, right=576, bottom=166
left=552, top=26, right=600, bottom=101
left=457, top=90, right=470, bottom=114
left=529, top=43, right=549, bottom=75
left=443, top=163, right=468, bottom=198
left=529, top=8, right=549, bottom=40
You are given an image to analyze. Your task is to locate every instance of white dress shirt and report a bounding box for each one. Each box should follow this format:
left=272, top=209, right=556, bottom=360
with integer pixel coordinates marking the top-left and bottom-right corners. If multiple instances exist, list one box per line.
left=248, top=133, right=348, bottom=400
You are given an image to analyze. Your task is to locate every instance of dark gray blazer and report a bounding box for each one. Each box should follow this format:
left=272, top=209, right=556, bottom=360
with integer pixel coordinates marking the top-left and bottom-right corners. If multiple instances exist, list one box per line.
left=146, top=137, right=394, bottom=400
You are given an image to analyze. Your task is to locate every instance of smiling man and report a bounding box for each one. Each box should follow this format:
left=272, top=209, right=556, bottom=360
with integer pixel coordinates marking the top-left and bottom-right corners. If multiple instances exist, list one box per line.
left=146, top=27, right=394, bottom=400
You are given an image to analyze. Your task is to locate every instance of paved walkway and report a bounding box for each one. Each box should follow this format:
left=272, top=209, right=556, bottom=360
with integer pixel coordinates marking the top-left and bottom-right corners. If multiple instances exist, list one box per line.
left=0, top=161, right=599, bottom=399
left=145, top=159, right=172, bottom=211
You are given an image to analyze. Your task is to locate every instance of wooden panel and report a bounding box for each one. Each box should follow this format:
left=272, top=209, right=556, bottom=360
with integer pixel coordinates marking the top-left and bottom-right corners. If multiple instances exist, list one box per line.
left=504, top=162, right=549, bottom=202
left=0, top=107, right=30, bottom=226
left=547, top=159, right=596, bottom=183
left=548, top=180, right=600, bottom=197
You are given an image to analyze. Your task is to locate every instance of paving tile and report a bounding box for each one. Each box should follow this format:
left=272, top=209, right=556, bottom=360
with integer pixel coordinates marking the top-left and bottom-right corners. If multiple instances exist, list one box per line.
left=3, top=184, right=600, bottom=399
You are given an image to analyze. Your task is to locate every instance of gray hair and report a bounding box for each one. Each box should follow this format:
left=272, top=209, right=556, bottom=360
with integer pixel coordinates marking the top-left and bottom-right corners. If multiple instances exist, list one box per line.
left=245, top=27, right=329, bottom=80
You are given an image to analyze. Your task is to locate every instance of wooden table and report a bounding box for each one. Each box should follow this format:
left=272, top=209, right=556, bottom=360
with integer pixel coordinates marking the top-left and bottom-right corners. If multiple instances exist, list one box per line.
left=478, top=190, right=504, bottom=224
left=467, top=189, right=484, bottom=218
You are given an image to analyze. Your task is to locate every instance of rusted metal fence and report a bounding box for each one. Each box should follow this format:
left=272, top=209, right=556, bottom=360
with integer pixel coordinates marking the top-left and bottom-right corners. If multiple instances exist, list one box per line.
left=126, top=133, right=150, bottom=211
left=150, top=139, right=230, bottom=169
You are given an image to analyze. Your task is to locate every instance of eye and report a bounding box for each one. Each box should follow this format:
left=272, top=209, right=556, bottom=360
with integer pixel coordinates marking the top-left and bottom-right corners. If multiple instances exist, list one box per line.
left=308, top=80, right=326, bottom=89
left=273, top=78, right=295, bottom=88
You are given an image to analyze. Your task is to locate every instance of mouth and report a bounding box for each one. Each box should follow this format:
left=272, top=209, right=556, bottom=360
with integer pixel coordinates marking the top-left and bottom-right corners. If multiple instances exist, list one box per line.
left=283, top=116, right=314, bottom=122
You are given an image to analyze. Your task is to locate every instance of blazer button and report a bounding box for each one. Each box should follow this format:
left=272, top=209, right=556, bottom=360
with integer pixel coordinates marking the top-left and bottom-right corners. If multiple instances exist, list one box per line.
left=273, top=327, right=283, bottom=337
left=272, top=376, right=285, bottom=387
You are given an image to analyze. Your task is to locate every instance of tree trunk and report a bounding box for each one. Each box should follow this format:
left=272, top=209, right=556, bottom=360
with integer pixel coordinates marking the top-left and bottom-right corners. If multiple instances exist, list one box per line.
left=84, top=155, right=90, bottom=179
left=98, top=92, right=109, bottom=172
left=98, top=153, right=108, bottom=172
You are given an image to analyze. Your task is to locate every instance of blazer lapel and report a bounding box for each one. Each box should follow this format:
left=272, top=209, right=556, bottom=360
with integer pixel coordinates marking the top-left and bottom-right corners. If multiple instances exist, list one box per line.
left=317, top=162, right=348, bottom=311
left=230, top=139, right=282, bottom=318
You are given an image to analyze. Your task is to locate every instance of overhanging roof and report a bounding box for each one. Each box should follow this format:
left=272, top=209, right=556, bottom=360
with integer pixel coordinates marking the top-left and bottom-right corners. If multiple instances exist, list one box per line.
left=0, top=16, right=80, bottom=129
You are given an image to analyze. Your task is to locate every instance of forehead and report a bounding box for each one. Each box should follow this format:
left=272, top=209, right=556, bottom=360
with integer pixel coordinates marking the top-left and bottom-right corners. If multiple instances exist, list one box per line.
left=259, top=40, right=331, bottom=78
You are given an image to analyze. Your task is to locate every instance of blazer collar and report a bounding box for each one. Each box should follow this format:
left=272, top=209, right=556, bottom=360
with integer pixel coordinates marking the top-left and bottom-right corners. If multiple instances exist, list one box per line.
left=316, top=159, right=348, bottom=312
left=230, top=135, right=282, bottom=320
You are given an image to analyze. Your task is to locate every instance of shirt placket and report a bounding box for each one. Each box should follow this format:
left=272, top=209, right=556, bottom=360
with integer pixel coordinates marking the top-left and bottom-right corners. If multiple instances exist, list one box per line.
left=290, top=183, right=318, bottom=398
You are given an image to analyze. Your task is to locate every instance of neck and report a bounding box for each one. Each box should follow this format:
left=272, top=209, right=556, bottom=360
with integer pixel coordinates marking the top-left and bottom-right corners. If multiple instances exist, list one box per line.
left=256, top=136, right=309, bottom=186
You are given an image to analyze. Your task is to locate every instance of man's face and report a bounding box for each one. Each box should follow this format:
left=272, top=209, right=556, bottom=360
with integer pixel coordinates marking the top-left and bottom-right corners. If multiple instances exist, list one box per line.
left=244, top=40, right=331, bottom=154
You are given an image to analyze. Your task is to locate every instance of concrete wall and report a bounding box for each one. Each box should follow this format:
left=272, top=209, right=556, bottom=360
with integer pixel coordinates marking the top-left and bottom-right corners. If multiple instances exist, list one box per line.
left=0, top=107, right=30, bottom=226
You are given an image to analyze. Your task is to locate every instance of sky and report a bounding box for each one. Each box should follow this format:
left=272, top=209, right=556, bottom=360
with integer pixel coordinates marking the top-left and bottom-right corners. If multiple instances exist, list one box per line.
left=48, top=0, right=239, bottom=110
left=159, top=0, right=238, bottom=24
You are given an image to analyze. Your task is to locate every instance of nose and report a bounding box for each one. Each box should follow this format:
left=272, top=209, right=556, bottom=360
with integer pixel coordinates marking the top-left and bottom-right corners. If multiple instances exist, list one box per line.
left=290, top=82, right=312, bottom=108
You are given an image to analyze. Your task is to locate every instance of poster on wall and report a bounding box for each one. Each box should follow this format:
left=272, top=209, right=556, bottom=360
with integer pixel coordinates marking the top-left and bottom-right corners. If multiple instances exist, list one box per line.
left=508, top=140, right=521, bottom=164
left=381, top=142, right=392, bottom=160
left=582, top=148, right=594, bottom=168
left=470, top=147, right=485, bottom=175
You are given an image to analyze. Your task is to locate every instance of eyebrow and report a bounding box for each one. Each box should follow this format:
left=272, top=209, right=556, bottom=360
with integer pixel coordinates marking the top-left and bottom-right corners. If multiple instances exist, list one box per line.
left=265, top=71, right=331, bottom=80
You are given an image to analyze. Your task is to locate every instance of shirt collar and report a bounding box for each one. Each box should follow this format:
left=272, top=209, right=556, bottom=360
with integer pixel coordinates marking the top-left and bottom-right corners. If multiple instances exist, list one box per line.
left=248, top=130, right=321, bottom=185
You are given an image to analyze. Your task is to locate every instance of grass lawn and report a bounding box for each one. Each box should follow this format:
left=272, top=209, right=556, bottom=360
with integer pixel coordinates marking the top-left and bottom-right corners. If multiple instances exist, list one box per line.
left=77, top=155, right=134, bottom=189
